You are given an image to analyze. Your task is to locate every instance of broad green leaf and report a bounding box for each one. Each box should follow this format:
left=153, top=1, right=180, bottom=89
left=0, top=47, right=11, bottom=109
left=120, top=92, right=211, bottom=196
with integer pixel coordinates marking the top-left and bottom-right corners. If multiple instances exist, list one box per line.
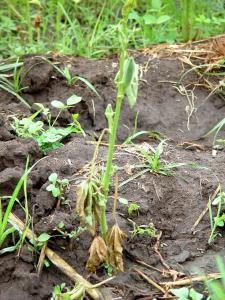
left=189, top=288, right=204, bottom=300
left=156, top=15, right=171, bottom=24
left=152, top=0, right=162, bottom=10
left=170, top=287, right=189, bottom=299
left=49, top=173, right=58, bottom=183
left=61, top=178, right=69, bottom=186
left=37, top=233, right=51, bottom=243
left=67, top=94, right=82, bottom=106
left=52, top=187, right=60, bottom=197
left=46, top=184, right=54, bottom=191
left=51, top=100, right=65, bottom=109
left=143, top=15, right=157, bottom=25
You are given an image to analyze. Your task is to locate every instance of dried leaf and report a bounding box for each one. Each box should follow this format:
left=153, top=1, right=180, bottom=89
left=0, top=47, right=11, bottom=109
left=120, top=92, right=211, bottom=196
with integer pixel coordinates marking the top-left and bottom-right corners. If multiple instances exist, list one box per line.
left=107, top=224, right=126, bottom=272
left=86, top=236, right=108, bottom=272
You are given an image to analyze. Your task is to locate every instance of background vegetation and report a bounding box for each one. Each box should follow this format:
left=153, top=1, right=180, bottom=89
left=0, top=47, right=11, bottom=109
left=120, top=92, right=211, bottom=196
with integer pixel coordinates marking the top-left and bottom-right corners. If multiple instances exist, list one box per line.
left=1, top=0, right=225, bottom=59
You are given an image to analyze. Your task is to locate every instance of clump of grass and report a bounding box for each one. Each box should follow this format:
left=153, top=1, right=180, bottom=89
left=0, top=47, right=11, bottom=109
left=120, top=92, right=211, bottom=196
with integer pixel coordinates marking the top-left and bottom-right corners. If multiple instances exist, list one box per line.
left=0, top=156, right=44, bottom=254
left=0, top=59, right=30, bottom=109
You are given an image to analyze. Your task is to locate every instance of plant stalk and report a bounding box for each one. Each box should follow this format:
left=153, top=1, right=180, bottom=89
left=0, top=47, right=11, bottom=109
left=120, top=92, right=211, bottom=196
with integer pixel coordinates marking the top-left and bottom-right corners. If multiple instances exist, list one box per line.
left=101, top=50, right=126, bottom=240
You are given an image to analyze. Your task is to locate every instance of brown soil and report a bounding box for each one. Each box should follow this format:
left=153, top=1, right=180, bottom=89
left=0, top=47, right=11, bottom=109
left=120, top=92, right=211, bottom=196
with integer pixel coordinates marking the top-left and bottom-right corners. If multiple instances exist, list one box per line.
left=0, top=53, right=225, bottom=300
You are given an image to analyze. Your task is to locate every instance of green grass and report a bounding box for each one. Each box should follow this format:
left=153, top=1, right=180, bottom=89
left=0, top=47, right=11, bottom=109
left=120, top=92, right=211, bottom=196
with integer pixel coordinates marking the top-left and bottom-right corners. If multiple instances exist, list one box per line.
left=0, top=0, right=224, bottom=59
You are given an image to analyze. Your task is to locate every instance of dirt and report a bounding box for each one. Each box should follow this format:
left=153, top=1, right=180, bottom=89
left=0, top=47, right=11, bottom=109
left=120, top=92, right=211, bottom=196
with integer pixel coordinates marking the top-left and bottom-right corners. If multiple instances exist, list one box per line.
left=0, top=53, right=225, bottom=300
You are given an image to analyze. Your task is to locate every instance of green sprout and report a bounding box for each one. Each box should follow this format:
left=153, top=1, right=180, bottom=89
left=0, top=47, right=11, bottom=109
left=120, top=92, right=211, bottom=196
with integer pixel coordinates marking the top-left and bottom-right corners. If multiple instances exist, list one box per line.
left=128, top=202, right=140, bottom=215
left=11, top=94, right=84, bottom=154
left=46, top=173, right=69, bottom=208
left=208, top=187, right=225, bottom=244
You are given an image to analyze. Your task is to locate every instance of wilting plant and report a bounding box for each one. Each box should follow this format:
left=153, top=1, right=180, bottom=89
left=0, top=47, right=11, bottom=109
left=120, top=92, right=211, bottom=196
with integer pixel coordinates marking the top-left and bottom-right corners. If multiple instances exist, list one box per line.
left=76, top=0, right=138, bottom=274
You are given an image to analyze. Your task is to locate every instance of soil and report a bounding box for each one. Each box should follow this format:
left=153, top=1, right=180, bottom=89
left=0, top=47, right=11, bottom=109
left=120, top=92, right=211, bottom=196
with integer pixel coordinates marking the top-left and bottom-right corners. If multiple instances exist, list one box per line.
left=0, top=53, right=225, bottom=300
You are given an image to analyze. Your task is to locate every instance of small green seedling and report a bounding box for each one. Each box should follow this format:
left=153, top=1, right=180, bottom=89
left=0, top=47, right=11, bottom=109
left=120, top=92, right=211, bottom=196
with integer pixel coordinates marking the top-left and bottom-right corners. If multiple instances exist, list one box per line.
left=129, top=220, right=156, bottom=238
left=46, top=173, right=69, bottom=208
left=103, top=263, right=113, bottom=277
left=128, top=202, right=140, bottom=215
left=11, top=94, right=84, bottom=154
left=51, top=282, right=85, bottom=300
left=170, top=287, right=203, bottom=300
left=208, top=188, right=225, bottom=244
left=133, top=140, right=198, bottom=178
left=30, top=232, right=51, bottom=252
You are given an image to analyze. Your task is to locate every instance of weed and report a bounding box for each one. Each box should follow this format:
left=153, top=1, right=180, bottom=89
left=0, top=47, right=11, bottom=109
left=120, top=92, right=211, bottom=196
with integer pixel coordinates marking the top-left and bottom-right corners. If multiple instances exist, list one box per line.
left=128, top=202, right=140, bottom=215
left=37, top=57, right=100, bottom=97
left=123, top=112, right=156, bottom=145
left=103, top=263, right=113, bottom=277
left=0, top=156, right=44, bottom=254
left=170, top=286, right=203, bottom=300
left=135, top=140, right=198, bottom=177
left=206, top=256, right=225, bottom=300
left=204, top=117, right=225, bottom=149
left=11, top=95, right=84, bottom=154
left=130, top=221, right=156, bottom=238
left=0, top=59, right=30, bottom=109
left=46, top=173, right=69, bottom=198
left=51, top=282, right=85, bottom=300
left=208, top=187, right=225, bottom=244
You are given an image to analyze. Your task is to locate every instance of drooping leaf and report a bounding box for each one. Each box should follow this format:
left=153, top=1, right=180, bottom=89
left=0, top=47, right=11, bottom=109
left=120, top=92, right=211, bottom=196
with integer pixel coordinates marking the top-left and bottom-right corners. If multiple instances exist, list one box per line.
left=106, top=224, right=126, bottom=272
left=86, top=236, right=108, bottom=272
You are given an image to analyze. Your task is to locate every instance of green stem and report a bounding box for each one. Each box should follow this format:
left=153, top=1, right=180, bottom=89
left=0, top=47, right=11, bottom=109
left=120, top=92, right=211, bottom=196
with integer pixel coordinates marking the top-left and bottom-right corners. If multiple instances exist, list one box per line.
left=101, top=50, right=126, bottom=240
left=181, top=0, right=193, bottom=42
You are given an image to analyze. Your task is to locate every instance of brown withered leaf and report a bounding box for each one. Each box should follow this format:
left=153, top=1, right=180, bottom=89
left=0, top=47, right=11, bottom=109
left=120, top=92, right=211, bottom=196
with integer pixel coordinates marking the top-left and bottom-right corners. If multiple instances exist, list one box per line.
left=86, top=236, right=108, bottom=272
left=76, top=180, right=88, bottom=219
left=106, top=224, right=126, bottom=272
left=76, top=180, right=96, bottom=235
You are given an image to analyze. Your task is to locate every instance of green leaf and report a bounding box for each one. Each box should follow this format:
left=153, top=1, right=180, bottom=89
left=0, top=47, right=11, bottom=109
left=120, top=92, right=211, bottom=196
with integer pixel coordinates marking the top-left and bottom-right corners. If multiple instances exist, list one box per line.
left=170, top=287, right=189, bottom=300
left=189, top=288, right=204, bottom=300
left=46, top=184, right=54, bottom=191
left=51, top=100, right=65, bottom=109
left=52, top=187, right=60, bottom=197
left=76, top=76, right=101, bottom=98
left=66, top=94, right=82, bottom=106
left=156, top=15, right=171, bottom=24
left=152, top=0, right=162, bottom=10
left=119, top=198, right=129, bottom=205
left=122, top=0, right=137, bottom=19
left=143, top=15, right=157, bottom=25
left=37, top=233, right=51, bottom=243
left=49, top=173, right=58, bottom=183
